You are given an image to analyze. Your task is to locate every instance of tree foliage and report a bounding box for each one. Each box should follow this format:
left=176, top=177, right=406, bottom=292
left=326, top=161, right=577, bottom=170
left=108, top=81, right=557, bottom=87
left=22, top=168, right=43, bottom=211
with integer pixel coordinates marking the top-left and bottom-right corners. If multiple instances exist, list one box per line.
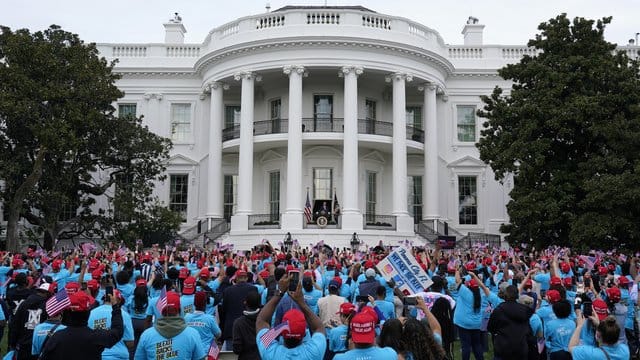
left=0, top=25, right=174, bottom=250
left=477, top=14, right=640, bottom=249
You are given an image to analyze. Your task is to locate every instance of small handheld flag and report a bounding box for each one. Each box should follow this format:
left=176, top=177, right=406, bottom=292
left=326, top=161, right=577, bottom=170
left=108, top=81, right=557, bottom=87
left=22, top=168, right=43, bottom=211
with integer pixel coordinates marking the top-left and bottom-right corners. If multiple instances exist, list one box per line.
left=260, top=321, right=290, bottom=348
left=46, top=288, right=71, bottom=317
left=156, top=286, right=167, bottom=315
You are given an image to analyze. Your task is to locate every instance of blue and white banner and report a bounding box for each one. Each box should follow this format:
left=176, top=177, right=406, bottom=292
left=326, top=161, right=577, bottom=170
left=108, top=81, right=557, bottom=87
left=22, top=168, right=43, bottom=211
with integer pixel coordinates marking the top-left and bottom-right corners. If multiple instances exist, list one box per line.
left=376, top=247, right=432, bottom=294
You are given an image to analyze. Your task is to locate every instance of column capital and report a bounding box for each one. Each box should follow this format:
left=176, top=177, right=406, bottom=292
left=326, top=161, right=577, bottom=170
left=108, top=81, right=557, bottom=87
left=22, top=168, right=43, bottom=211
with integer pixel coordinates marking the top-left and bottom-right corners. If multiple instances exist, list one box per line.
left=233, top=71, right=262, bottom=82
left=283, top=65, right=307, bottom=76
left=385, top=72, right=413, bottom=83
left=339, top=66, right=364, bottom=77
left=201, top=81, right=228, bottom=98
left=417, top=82, right=438, bottom=92
left=143, top=92, right=163, bottom=101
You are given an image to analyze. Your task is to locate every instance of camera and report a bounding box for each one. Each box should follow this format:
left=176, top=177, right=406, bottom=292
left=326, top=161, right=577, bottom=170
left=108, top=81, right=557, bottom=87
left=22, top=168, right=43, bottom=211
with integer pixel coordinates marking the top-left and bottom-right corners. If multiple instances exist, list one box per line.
left=403, top=297, right=418, bottom=305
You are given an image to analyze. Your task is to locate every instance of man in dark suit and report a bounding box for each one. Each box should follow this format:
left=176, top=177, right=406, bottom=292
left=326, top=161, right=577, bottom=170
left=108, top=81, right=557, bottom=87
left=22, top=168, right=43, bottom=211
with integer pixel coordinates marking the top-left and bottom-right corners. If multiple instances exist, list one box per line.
left=220, top=270, right=256, bottom=351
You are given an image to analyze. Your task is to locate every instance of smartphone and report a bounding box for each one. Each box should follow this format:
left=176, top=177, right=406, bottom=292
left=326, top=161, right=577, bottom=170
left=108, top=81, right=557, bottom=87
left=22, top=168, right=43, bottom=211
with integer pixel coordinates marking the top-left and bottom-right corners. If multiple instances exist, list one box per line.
left=105, top=285, right=113, bottom=298
left=582, top=302, right=593, bottom=317
left=288, top=271, right=300, bottom=292
left=81, top=282, right=88, bottom=291
left=355, top=295, right=369, bottom=303
left=584, top=278, right=591, bottom=287
left=403, top=297, right=418, bottom=305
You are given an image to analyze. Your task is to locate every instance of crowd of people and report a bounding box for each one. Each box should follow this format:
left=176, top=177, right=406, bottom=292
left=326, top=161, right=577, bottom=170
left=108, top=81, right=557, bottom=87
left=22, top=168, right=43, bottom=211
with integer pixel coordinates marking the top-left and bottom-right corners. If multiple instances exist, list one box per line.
left=0, top=240, right=637, bottom=360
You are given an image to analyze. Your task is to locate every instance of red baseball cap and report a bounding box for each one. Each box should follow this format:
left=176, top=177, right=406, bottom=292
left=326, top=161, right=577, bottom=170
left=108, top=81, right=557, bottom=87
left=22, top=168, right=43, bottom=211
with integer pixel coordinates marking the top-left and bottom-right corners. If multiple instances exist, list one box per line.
left=259, top=269, right=270, bottom=279
left=68, top=291, right=93, bottom=312
left=606, top=287, right=621, bottom=303
left=563, top=277, right=573, bottom=287
left=282, top=309, right=306, bottom=340
left=523, top=279, right=533, bottom=289
left=161, top=291, right=181, bottom=315
left=592, top=299, right=609, bottom=321
left=598, top=266, right=608, bottom=276
left=364, top=260, right=374, bottom=269
left=336, top=302, right=356, bottom=315
left=350, top=310, right=377, bottom=344
left=91, top=269, right=103, bottom=280
left=467, top=279, right=479, bottom=289
left=87, top=279, right=99, bottom=292
left=618, top=276, right=630, bottom=286
left=560, top=263, right=570, bottom=273
left=550, top=277, right=562, bottom=286
left=178, top=268, right=189, bottom=279
left=52, top=259, right=63, bottom=270
left=65, top=282, right=80, bottom=295
left=547, top=290, right=561, bottom=304
left=465, top=262, right=476, bottom=271
left=199, top=268, right=210, bottom=279
left=235, top=270, right=248, bottom=278
left=182, top=277, right=196, bottom=295
left=135, top=279, right=147, bottom=288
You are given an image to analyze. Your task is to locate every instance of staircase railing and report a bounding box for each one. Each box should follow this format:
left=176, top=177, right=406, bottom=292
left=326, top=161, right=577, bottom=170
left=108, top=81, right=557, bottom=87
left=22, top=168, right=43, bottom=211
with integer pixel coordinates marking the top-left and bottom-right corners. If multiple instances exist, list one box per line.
left=205, top=218, right=230, bottom=245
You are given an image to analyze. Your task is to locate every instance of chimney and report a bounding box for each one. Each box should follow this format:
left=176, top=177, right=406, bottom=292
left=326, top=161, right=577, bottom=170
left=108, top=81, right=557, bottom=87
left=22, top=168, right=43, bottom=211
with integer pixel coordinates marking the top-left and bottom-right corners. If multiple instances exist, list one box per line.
left=462, top=16, right=484, bottom=45
left=164, top=12, right=186, bottom=43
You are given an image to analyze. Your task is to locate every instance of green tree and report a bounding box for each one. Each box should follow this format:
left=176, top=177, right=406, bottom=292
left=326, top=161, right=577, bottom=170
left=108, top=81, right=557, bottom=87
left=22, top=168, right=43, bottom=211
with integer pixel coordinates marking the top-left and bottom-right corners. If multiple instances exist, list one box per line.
left=477, top=15, right=640, bottom=249
left=0, top=25, right=172, bottom=250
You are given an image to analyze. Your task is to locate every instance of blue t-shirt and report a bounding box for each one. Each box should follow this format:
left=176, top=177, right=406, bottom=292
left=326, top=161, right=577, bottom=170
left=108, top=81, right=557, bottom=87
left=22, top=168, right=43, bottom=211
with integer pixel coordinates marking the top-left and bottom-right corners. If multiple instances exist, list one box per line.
left=327, top=324, right=348, bottom=352
left=126, top=295, right=149, bottom=320
left=0, top=265, right=12, bottom=296
left=453, top=284, right=490, bottom=330
left=146, top=296, right=162, bottom=320
left=372, top=300, right=395, bottom=321
left=529, top=313, right=543, bottom=338
left=51, top=269, right=72, bottom=289
left=256, top=327, right=326, bottom=360
left=180, top=294, right=195, bottom=315
left=571, top=343, right=630, bottom=360
left=334, top=346, right=397, bottom=360
left=533, top=272, right=551, bottom=291
left=544, top=317, right=575, bottom=353
left=117, top=283, right=136, bottom=301
left=88, top=305, right=135, bottom=360
left=185, top=311, right=221, bottom=348
left=31, top=321, right=66, bottom=355
left=302, top=288, right=323, bottom=315
left=134, top=326, right=206, bottom=360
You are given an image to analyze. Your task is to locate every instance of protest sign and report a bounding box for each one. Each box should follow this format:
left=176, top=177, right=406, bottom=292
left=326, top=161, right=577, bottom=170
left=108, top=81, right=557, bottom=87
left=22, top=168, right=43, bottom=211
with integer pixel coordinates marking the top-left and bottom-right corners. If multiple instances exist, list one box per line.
left=376, top=247, right=432, bottom=294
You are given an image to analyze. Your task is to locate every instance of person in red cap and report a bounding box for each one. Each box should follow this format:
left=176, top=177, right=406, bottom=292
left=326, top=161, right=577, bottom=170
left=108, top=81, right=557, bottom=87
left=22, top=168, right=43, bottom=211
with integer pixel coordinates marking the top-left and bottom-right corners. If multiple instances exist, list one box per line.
left=326, top=302, right=356, bottom=354
left=537, top=289, right=562, bottom=324
left=134, top=291, right=205, bottom=360
left=185, top=291, right=221, bottom=352
left=604, top=286, right=628, bottom=344
left=180, top=276, right=197, bottom=315
left=333, top=306, right=396, bottom=359
left=50, top=258, right=74, bottom=291
left=544, top=298, right=575, bottom=358
left=256, top=274, right=326, bottom=359
left=88, top=289, right=135, bottom=359
left=39, top=291, right=124, bottom=360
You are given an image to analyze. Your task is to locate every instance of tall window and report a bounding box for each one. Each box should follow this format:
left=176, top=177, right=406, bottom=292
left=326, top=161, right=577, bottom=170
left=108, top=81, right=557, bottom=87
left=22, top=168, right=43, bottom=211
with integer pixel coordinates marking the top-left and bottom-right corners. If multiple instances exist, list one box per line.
left=313, top=95, right=333, bottom=131
left=224, top=106, right=241, bottom=129
left=270, top=99, right=281, bottom=133
left=408, top=176, right=423, bottom=224
left=114, top=173, right=134, bottom=222
left=365, top=99, right=376, bottom=134
left=170, top=174, right=188, bottom=222
left=458, top=176, right=477, bottom=225
left=170, top=104, right=191, bottom=142
left=118, top=104, right=137, bottom=118
left=269, top=171, right=280, bottom=221
left=406, top=106, right=422, bottom=129
left=223, top=175, right=238, bottom=222
left=313, top=168, right=332, bottom=200
left=58, top=202, right=77, bottom=222
left=457, top=105, right=476, bottom=142
left=366, top=172, right=377, bottom=222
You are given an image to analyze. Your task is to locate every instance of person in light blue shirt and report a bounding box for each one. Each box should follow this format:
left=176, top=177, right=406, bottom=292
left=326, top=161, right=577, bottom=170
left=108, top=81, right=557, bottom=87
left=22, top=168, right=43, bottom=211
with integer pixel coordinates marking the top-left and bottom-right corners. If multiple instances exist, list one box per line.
left=334, top=309, right=396, bottom=360
left=533, top=268, right=551, bottom=295
left=185, top=291, right=220, bottom=351
left=88, top=290, right=135, bottom=360
left=134, top=290, right=206, bottom=360
left=31, top=316, right=65, bottom=356
left=127, top=280, right=149, bottom=348
left=452, top=270, right=489, bottom=360
left=544, top=300, right=575, bottom=357
left=301, top=275, right=322, bottom=315
left=368, top=286, right=395, bottom=321
left=570, top=311, right=630, bottom=360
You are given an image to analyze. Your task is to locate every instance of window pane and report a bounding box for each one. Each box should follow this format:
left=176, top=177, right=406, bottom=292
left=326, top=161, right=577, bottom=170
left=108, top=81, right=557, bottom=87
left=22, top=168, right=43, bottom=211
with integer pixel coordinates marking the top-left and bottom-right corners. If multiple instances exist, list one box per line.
left=457, top=106, right=476, bottom=142
left=224, top=106, right=241, bottom=129
left=365, top=99, right=376, bottom=120
left=170, top=174, right=189, bottom=222
left=171, top=104, right=191, bottom=141
left=224, top=175, right=237, bottom=222
left=118, top=104, right=137, bottom=118
left=408, top=176, right=423, bottom=222
left=270, top=99, right=281, bottom=119
left=366, top=172, right=377, bottom=221
left=313, top=168, right=332, bottom=200
left=458, top=176, right=477, bottom=225
left=406, top=106, right=422, bottom=129
left=269, top=171, right=280, bottom=221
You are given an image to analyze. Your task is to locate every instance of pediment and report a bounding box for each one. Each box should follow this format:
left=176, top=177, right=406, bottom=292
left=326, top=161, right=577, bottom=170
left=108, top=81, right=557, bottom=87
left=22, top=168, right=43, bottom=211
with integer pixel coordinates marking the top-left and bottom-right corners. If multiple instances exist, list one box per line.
left=260, top=149, right=285, bottom=163
left=167, top=154, right=198, bottom=166
left=447, top=155, right=486, bottom=168
left=361, top=150, right=386, bottom=164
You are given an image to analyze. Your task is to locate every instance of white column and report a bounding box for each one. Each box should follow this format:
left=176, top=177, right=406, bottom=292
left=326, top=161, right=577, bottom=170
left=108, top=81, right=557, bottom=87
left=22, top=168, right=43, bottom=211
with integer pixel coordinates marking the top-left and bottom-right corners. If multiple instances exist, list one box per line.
left=341, top=66, right=364, bottom=230
left=387, top=72, right=414, bottom=233
left=231, top=71, right=259, bottom=231
left=422, top=84, right=439, bottom=222
left=205, top=82, right=227, bottom=224
left=282, top=65, right=305, bottom=230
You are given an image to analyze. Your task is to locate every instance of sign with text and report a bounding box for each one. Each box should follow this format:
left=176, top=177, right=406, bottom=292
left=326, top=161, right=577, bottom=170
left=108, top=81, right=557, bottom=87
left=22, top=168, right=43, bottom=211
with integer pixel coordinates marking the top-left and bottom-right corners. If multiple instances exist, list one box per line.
left=437, top=236, right=456, bottom=249
left=376, top=247, right=433, bottom=294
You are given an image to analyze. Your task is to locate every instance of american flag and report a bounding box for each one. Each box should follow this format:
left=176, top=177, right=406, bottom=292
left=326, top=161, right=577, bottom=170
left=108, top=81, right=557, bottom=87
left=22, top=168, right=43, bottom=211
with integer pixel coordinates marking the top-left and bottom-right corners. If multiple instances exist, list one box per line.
left=156, top=286, right=167, bottom=315
left=46, top=288, right=71, bottom=317
left=116, top=247, right=127, bottom=257
left=207, top=339, right=220, bottom=360
left=579, top=255, right=597, bottom=270
left=304, top=189, right=312, bottom=224
left=333, top=192, right=340, bottom=216
left=260, top=321, right=290, bottom=348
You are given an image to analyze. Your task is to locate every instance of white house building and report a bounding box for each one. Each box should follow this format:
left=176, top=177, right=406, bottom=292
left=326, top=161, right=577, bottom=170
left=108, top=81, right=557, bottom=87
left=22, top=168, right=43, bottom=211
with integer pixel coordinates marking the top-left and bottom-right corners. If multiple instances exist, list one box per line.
left=6, top=6, right=637, bottom=249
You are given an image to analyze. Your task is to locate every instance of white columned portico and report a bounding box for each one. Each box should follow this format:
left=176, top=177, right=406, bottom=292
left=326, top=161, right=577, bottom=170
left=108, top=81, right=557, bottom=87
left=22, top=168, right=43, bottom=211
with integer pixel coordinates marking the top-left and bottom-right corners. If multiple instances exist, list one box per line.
left=421, top=83, right=439, bottom=225
left=282, top=65, right=306, bottom=230
left=340, top=66, right=364, bottom=230
left=387, top=73, right=414, bottom=233
left=205, top=82, right=227, bottom=228
left=231, top=71, right=260, bottom=231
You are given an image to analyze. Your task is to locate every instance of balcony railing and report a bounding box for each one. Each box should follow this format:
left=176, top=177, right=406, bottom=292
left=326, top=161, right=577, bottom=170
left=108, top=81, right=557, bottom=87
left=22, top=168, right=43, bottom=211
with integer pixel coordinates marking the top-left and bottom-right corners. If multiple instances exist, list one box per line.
left=358, top=119, right=393, bottom=136
left=406, top=125, right=424, bottom=143
left=222, top=124, right=240, bottom=141
left=248, top=214, right=281, bottom=229
left=363, top=214, right=397, bottom=230
left=253, top=119, right=289, bottom=136
left=302, top=118, right=344, bottom=133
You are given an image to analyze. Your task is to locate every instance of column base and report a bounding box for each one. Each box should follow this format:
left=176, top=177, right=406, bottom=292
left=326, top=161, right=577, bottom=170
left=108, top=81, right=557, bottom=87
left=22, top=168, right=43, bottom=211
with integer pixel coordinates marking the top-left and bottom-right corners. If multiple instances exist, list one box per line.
left=281, top=212, right=303, bottom=230
left=395, top=214, right=415, bottom=233
left=230, top=214, right=248, bottom=232
left=340, top=212, right=363, bottom=231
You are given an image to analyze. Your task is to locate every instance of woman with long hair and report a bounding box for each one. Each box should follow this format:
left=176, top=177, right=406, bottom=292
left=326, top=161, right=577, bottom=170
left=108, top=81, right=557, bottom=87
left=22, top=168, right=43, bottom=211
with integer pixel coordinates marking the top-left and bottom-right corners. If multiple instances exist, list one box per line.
left=401, top=317, right=447, bottom=360
left=378, top=318, right=404, bottom=353
left=453, top=266, right=489, bottom=360
left=127, top=279, right=149, bottom=349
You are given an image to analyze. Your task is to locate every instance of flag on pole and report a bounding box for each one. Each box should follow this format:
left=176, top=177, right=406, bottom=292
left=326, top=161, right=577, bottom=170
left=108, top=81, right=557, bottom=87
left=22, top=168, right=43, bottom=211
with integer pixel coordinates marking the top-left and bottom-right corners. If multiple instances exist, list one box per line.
left=260, top=321, right=290, bottom=348
left=333, top=191, right=340, bottom=216
left=304, top=189, right=312, bottom=224
left=207, top=338, right=220, bottom=360
left=46, top=288, right=71, bottom=317
left=156, top=286, right=167, bottom=315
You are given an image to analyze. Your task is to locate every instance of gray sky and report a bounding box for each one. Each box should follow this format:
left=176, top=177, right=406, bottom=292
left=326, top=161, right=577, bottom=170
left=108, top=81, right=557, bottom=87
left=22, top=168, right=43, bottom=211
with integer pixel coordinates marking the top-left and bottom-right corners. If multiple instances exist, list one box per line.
left=2, top=0, right=638, bottom=46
